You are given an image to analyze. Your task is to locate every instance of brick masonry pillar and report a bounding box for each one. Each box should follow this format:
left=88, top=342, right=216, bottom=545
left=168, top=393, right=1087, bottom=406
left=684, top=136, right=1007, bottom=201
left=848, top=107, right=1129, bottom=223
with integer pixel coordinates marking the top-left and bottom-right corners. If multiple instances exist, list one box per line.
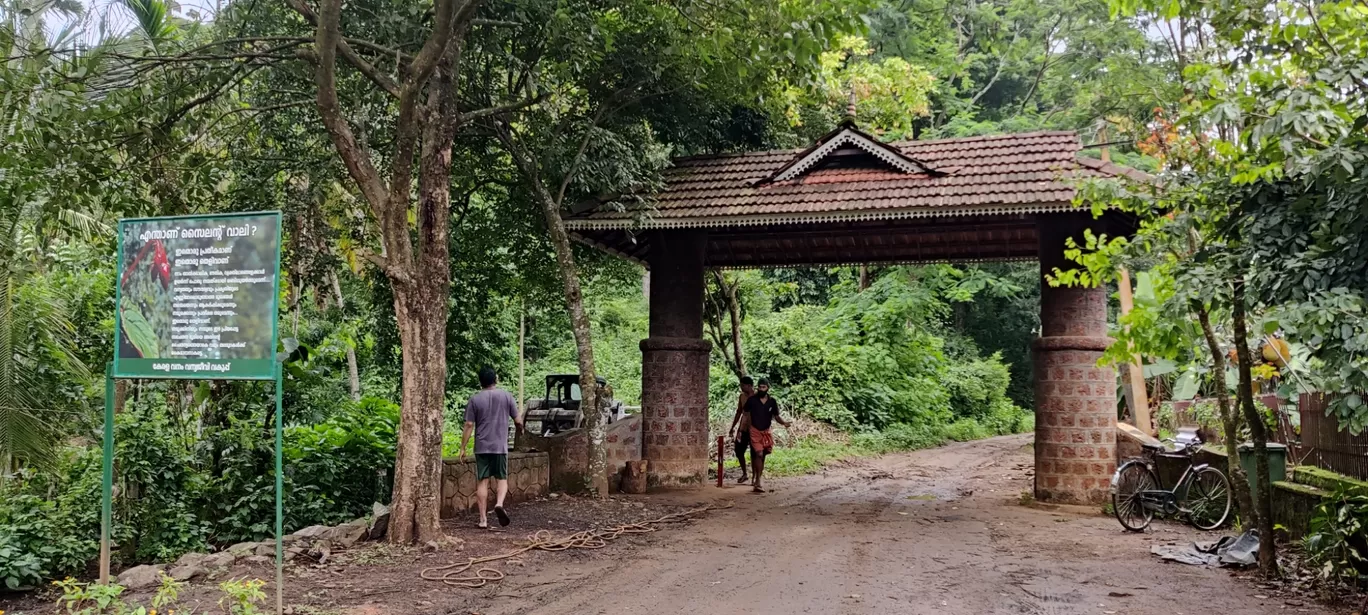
left=641, top=231, right=711, bottom=487
left=1034, top=213, right=1116, bottom=505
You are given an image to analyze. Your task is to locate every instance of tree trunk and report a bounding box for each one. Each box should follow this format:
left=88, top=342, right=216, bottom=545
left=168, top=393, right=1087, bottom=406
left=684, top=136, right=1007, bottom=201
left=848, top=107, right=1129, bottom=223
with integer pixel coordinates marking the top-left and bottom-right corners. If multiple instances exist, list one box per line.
left=724, top=277, right=746, bottom=377
left=306, top=0, right=478, bottom=545
left=497, top=124, right=608, bottom=497
left=1231, top=277, right=1278, bottom=577
left=542, top=201, right=608, bottom=497
left=1193, top=300, right=1254, bottom=524
left=858, top=265, right=870, bottom=291
left=710, top=271, right=746, bottom=377
left=387, top=279, right=448, bottom=544
left=329, top=271, right=362, bottom=401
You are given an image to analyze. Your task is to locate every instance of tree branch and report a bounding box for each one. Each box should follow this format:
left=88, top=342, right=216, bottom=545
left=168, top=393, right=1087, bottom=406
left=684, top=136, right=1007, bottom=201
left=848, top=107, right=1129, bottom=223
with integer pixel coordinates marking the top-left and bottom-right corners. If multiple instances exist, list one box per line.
left=1017, top=15, right=1065, bottom=116
left=288, top=0, right=401, bottom=97
left=312, top=0, right=390, bottom=213
left=404, top=0, right=461, bottom=96
left=458, top=92, right=547, bottom=124
left=359, top=249, right=412, bottom=286
left=968, top=26, right=1018, bottom=106
left=555, top=105, right=608, bottom=207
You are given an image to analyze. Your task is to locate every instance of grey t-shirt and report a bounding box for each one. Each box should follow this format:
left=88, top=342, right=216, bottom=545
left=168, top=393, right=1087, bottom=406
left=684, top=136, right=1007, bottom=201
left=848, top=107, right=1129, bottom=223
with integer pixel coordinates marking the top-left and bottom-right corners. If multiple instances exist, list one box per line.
left=464, top=388, right=518, bottom=455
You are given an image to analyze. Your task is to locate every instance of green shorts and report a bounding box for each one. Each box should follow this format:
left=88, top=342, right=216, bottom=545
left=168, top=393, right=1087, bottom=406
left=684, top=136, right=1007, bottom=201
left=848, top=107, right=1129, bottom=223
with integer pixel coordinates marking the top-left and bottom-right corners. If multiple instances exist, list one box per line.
left=475, top=453, right=508, bottom=480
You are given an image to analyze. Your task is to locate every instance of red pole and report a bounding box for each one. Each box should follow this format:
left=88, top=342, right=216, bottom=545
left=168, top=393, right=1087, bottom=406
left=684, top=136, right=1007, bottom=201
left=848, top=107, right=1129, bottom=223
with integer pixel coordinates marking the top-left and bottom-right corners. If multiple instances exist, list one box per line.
left=716, top=436, right=724, bottom=487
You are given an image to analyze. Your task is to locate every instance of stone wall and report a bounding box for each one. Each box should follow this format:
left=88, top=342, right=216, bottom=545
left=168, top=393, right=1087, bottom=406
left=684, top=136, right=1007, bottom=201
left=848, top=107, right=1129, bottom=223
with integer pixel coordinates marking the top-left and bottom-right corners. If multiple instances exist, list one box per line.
left=520, top=415, right=643, bottom=493
left=439, top=452, right=549, bottom=518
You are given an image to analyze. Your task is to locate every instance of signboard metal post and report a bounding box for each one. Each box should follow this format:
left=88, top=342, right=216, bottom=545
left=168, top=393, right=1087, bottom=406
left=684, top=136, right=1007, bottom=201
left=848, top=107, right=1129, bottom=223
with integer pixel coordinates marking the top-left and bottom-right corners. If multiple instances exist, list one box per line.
left=275, top=361, right=284, bottom=615
left=99, top=363, right=115, bottom=585
left=101, top=211, right=285, bottom=613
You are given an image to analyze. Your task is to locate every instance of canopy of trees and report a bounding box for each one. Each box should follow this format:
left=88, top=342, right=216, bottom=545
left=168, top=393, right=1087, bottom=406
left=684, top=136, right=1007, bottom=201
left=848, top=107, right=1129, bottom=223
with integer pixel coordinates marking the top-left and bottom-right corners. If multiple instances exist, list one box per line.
left=2, top=0, right=1364, bottom=595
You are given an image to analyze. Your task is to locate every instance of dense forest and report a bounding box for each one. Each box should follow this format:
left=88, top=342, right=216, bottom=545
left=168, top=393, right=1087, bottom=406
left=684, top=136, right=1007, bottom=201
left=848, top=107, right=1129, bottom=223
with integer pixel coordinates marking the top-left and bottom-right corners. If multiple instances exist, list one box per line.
left=3, top=0, right=1366, bottom=592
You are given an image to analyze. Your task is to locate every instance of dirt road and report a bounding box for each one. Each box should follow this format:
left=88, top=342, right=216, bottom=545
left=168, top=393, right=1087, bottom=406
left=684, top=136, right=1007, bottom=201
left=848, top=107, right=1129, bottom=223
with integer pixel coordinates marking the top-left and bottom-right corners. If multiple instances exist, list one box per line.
left=472, top=434, right=1327, bottom=615
left=7, top=435, right=1330, bottom=615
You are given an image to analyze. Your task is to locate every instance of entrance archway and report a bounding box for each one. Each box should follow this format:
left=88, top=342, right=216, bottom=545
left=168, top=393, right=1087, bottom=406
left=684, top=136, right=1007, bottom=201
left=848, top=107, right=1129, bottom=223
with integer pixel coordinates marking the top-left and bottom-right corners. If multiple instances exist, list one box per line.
left=565, top=122, right=1146, bottom=505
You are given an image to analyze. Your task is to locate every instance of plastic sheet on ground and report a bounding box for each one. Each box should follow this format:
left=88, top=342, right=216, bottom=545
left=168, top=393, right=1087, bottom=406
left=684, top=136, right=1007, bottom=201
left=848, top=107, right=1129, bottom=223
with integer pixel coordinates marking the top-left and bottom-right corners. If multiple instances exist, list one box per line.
left=1150, top=529, right=1259, bottom=568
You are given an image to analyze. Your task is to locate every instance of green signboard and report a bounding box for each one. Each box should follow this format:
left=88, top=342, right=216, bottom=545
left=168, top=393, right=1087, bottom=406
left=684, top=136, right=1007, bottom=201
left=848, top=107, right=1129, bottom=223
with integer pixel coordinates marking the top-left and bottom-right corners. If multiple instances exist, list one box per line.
left=113, top=212, right=283, bottom=380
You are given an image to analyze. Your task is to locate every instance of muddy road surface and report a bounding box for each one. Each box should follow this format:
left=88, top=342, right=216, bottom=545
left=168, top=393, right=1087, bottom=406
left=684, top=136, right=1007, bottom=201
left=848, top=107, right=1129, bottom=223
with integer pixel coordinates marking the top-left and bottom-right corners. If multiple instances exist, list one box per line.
left=478, top=434, right=1327, bottom=615
left=6, top=435, right=1333, bottom=615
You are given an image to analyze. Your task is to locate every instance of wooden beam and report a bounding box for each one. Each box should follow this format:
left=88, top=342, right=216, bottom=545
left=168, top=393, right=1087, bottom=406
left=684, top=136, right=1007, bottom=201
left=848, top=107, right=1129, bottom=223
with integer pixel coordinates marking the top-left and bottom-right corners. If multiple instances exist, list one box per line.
left=1117, top=268, right=1153, bottom=435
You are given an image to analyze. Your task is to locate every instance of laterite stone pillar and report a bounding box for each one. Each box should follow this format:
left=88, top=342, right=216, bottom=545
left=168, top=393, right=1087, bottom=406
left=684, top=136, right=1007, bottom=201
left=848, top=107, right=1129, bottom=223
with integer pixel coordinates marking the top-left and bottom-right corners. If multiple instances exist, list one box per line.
left=640, top=231, right=711, bottom=486
left=1034, top=213, right=1117, bottom=504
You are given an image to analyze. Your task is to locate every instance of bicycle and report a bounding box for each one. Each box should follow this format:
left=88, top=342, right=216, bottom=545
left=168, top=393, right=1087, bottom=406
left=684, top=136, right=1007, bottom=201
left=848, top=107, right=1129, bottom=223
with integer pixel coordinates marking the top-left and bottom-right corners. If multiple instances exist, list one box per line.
left=1110, top=436, right=1233, bottom=532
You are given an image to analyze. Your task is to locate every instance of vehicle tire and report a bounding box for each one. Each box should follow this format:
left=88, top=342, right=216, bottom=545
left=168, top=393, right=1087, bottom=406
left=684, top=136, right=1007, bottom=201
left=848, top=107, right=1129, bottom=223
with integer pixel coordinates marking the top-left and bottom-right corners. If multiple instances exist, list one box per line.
left=1185, top=466, right=1233, bottom=531
left=1111, top=461, right=1158, bottom=532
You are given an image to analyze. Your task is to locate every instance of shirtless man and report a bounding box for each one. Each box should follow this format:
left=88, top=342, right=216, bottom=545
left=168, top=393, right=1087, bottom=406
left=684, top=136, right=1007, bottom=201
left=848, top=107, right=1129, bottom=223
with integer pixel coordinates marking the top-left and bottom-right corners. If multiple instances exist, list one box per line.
left=727, top=376, right=756, bottom=483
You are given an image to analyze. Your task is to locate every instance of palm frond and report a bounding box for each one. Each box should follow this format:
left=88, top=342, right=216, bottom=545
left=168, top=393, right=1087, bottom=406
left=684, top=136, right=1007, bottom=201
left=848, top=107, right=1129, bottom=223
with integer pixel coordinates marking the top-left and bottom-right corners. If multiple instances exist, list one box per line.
left=0, top=266, right=89, bottom=470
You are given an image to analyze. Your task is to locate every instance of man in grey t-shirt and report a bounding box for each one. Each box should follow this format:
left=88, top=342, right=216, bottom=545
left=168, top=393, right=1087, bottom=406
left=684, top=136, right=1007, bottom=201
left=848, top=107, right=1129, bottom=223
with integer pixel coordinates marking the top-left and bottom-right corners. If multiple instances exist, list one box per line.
left=460, top=366, right=523, bottom=529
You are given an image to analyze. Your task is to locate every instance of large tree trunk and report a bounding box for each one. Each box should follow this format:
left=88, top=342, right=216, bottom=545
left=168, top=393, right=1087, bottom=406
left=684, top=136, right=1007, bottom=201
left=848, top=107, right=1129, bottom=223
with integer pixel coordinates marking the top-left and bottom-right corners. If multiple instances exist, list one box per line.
left=1193, top=300, right=1254, bottom=524
left=388, top=279, right=448, bottom=544
left=1231, top=277, right=1278, bottom=577
left=304, top=0, right=495, bottom=544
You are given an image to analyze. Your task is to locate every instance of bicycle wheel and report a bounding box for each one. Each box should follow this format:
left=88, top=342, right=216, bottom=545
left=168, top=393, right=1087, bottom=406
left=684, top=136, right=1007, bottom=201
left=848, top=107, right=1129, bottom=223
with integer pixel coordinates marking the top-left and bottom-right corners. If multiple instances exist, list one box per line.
left=1111, top=461, right=1157, bottom=532
left=1184, top=466, right=1232, bottom=530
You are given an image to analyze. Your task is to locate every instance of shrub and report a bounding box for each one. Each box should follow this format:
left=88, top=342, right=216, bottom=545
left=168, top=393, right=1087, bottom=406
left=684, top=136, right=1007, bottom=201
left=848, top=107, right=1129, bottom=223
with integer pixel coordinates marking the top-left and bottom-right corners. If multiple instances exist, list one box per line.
left=1304, top=486, right=1368, bottom=586
left=210, top=396, right=399, bottom=544
left=943, top=418, right=991, bottom=442
left=0, top=480, right=99, bottom=587
left=944, top=357, right=1012, bottom=420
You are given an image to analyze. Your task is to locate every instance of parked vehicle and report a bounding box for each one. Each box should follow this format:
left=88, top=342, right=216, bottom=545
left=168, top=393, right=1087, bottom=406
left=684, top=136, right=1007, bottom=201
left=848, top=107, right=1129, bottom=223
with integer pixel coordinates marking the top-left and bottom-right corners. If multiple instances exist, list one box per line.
left=522, top=374, right=633, bottom=436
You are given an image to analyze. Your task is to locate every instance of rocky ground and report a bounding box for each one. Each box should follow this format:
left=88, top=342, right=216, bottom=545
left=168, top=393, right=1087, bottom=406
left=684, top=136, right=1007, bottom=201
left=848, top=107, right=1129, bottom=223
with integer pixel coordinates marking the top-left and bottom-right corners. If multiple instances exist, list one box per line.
left=3, top=434, right=1359, bottom=615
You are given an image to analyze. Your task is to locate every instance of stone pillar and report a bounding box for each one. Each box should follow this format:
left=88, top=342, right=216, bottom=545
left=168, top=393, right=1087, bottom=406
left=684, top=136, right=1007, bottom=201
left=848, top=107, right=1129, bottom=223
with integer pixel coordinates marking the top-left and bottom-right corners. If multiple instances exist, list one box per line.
left=640, top=231, right=711, bottom=486
left=1034, top=213, right=1117, bottom=504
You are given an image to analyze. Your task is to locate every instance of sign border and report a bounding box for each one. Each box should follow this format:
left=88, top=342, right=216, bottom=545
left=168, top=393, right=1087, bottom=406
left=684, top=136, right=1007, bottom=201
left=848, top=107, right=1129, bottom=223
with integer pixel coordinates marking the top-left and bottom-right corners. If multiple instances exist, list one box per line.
left=112, top=210, right=284, bottom=381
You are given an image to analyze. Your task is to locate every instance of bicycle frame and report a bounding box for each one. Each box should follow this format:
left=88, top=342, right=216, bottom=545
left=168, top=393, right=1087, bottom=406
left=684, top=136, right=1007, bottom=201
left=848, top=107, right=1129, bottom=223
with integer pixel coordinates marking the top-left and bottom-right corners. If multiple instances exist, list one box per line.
left=1136, top=447, right=1211, bottom=515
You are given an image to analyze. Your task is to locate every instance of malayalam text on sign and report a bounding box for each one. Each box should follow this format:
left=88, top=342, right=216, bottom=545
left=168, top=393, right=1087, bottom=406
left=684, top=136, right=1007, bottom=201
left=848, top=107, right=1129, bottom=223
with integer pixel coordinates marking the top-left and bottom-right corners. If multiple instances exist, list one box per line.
left=114, top=212, right=282, bottom=379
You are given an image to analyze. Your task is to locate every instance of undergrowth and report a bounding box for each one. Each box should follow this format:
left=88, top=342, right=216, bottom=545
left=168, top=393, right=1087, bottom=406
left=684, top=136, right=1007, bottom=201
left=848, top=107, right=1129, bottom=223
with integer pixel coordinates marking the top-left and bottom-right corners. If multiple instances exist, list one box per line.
left=747, top=413, right=1035, bottom=478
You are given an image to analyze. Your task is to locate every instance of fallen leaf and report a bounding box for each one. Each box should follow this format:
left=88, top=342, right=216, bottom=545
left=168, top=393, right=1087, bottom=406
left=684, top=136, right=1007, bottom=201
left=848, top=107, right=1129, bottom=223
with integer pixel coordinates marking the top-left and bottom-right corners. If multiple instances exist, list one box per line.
left=1108, top=592, right=1133, bottom=598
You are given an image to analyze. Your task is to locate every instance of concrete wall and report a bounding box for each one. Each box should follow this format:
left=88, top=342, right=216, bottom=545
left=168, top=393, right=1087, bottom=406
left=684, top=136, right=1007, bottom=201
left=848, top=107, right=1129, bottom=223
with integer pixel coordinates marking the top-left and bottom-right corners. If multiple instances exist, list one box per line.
left=520, top=415, right=643, bottom=493
left=439, top=451, right=549, bottom=518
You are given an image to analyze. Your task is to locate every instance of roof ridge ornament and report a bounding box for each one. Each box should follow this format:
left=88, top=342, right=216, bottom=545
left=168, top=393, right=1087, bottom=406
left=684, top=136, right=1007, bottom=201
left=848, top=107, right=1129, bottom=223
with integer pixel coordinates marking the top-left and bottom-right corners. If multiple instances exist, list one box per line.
left=758, top=123, right=942, bottom=185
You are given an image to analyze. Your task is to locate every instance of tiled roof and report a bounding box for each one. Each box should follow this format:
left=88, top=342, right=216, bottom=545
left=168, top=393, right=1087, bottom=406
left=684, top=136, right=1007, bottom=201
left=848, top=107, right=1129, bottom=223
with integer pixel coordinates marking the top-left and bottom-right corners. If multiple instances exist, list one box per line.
left=564, top=130, right=1147, bottom=230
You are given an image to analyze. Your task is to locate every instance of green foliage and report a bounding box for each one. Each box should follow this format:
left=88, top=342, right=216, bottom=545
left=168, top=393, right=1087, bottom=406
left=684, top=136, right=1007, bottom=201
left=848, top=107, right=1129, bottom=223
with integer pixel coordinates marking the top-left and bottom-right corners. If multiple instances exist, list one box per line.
left=741, top=268, right=1032, bottom=432
left=53, top=574, right=183, bottom=615
left=863, top=0, right=1173, bottom=141
left=208, top=395, right=399, bottom=544
left=783, top=35, right=936, bottom=138
left=53, top=573, right=199, bottom=615
left=761, top=437, right=860, bottom=477
left=1304, top=486, right=1368, bottom=586
left=0, top=483, right=99, bottom=588
left=0, top=529, right=44, bottom=590
left=218, top=577, right=268, bottom=615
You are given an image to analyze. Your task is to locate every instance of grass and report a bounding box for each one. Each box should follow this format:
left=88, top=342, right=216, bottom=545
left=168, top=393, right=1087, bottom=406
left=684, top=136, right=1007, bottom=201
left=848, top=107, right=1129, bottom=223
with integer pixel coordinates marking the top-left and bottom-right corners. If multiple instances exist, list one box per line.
left=746, top=413, right=1036, bottom=478
left=763, top=440, right=862, bottom=476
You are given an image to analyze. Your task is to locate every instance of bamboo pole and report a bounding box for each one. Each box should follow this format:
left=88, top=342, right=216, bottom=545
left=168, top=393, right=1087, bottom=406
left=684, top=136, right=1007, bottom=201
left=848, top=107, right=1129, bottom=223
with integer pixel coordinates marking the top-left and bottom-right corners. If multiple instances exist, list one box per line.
left=1117, top=269, right=1152, bottom=434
